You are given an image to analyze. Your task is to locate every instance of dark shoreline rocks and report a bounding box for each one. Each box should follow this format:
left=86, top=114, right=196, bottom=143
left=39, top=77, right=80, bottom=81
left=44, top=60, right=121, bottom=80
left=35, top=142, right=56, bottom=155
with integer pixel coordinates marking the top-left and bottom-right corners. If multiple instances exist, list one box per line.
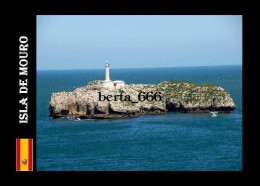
left=49, top=80, right=235, bottom=119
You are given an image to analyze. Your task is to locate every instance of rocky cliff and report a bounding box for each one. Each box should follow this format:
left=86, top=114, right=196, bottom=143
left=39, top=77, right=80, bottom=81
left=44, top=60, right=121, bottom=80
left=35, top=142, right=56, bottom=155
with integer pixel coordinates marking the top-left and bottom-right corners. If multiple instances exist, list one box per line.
left=49, top=80, right=235, bottom=119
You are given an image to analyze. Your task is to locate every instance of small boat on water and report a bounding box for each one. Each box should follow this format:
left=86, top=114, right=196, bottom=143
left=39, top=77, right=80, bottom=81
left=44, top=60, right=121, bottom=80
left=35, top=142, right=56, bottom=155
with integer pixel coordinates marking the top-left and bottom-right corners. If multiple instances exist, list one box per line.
left=210, top=111, right=218, bottom=117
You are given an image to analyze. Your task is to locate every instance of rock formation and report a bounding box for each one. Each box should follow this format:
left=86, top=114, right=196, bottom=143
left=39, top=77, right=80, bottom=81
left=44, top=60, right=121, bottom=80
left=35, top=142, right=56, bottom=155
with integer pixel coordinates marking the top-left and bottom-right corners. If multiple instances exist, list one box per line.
left=49, top=80, right=235, bottom=119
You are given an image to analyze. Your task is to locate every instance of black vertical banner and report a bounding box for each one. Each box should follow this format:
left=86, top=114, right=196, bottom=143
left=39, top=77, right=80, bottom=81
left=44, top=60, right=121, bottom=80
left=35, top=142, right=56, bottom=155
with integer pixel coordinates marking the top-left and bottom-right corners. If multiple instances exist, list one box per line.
left=10, top=8, right=36, bottom=173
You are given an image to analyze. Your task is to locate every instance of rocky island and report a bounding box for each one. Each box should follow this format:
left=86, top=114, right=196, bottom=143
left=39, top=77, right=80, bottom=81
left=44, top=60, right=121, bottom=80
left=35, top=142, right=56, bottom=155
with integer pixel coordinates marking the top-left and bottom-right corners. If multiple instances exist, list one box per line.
left=49, top=63, right=235, bottom=119
left=49, top=80, right=235, bottom=119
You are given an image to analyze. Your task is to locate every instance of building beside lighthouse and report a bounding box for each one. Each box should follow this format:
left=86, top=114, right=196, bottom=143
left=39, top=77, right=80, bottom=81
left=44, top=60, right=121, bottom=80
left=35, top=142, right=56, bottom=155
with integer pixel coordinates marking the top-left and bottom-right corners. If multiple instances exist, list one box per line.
left=102, top=61, right=125, bottom=88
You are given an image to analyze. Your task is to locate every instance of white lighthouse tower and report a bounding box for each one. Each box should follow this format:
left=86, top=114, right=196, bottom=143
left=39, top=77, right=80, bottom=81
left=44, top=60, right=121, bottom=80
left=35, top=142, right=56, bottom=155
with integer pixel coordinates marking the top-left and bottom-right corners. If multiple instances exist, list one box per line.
left=105, top=61, right=110, bottom=81
left=102, top=61, right=125, bottom=88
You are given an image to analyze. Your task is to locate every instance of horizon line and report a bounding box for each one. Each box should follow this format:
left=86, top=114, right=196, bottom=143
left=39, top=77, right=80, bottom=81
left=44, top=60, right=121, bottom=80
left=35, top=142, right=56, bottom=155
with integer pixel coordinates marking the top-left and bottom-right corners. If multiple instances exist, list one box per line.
left=37, top=64, right=242, bottom=71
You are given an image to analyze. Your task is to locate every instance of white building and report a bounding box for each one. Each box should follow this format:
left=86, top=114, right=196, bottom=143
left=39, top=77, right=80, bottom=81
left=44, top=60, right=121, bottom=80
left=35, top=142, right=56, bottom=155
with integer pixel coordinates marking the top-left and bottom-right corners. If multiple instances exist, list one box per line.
left=102, top=61, right=125, bottom=88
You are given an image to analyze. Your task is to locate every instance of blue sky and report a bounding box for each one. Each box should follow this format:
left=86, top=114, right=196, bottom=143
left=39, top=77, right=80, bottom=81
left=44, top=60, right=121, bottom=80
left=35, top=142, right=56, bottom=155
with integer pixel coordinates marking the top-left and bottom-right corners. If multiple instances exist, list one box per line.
left=37, top=15, right=242, bottom=70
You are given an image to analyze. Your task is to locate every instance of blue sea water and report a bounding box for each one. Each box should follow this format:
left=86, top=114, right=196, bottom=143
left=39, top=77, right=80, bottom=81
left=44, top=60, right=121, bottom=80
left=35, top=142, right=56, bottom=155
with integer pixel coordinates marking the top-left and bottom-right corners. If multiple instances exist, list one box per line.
left=37, top=65, right=242, bottom=171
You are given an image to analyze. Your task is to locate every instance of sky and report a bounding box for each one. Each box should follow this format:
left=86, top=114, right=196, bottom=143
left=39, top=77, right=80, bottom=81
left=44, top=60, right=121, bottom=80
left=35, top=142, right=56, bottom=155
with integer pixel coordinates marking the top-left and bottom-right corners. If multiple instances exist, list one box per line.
left=37, top=15, right=242, bottom=70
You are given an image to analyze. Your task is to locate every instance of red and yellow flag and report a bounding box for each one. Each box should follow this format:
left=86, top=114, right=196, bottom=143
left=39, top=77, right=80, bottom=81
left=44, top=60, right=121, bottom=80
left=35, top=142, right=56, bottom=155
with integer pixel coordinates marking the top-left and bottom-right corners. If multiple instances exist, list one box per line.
left=16, top=138, right=33, bottom=171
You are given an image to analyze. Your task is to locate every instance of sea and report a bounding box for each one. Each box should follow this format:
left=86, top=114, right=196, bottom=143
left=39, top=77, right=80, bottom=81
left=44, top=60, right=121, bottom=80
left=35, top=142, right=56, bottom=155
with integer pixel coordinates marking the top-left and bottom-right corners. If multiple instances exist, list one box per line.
left=37, top=65, right=242, bottom=171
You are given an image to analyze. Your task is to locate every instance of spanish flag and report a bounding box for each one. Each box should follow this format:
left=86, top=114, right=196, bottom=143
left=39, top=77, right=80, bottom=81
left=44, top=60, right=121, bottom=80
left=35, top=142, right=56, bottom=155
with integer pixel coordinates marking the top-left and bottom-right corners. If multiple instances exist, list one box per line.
left=16, top=138, right=33, bottom=171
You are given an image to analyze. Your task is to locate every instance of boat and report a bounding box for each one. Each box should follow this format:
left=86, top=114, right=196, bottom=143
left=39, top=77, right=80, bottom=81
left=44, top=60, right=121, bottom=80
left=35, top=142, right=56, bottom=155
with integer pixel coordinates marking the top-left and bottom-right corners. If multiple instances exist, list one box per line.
left=211, top=112, right=217, bottom=117
left=209, top=111, right=218, bottom=117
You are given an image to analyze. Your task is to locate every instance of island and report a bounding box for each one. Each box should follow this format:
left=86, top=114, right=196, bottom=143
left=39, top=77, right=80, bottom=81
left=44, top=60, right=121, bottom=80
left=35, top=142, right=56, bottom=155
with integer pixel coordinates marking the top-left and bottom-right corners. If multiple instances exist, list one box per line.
left=49, top=62, right=235, bottom=119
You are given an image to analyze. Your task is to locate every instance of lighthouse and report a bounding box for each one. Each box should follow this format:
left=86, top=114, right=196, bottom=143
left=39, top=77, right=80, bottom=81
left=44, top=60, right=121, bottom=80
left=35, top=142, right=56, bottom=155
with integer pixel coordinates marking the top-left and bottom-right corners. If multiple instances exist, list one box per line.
left=105, top=61, right=110, bottom=81
left=102, top=61, right=125, bottom=88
